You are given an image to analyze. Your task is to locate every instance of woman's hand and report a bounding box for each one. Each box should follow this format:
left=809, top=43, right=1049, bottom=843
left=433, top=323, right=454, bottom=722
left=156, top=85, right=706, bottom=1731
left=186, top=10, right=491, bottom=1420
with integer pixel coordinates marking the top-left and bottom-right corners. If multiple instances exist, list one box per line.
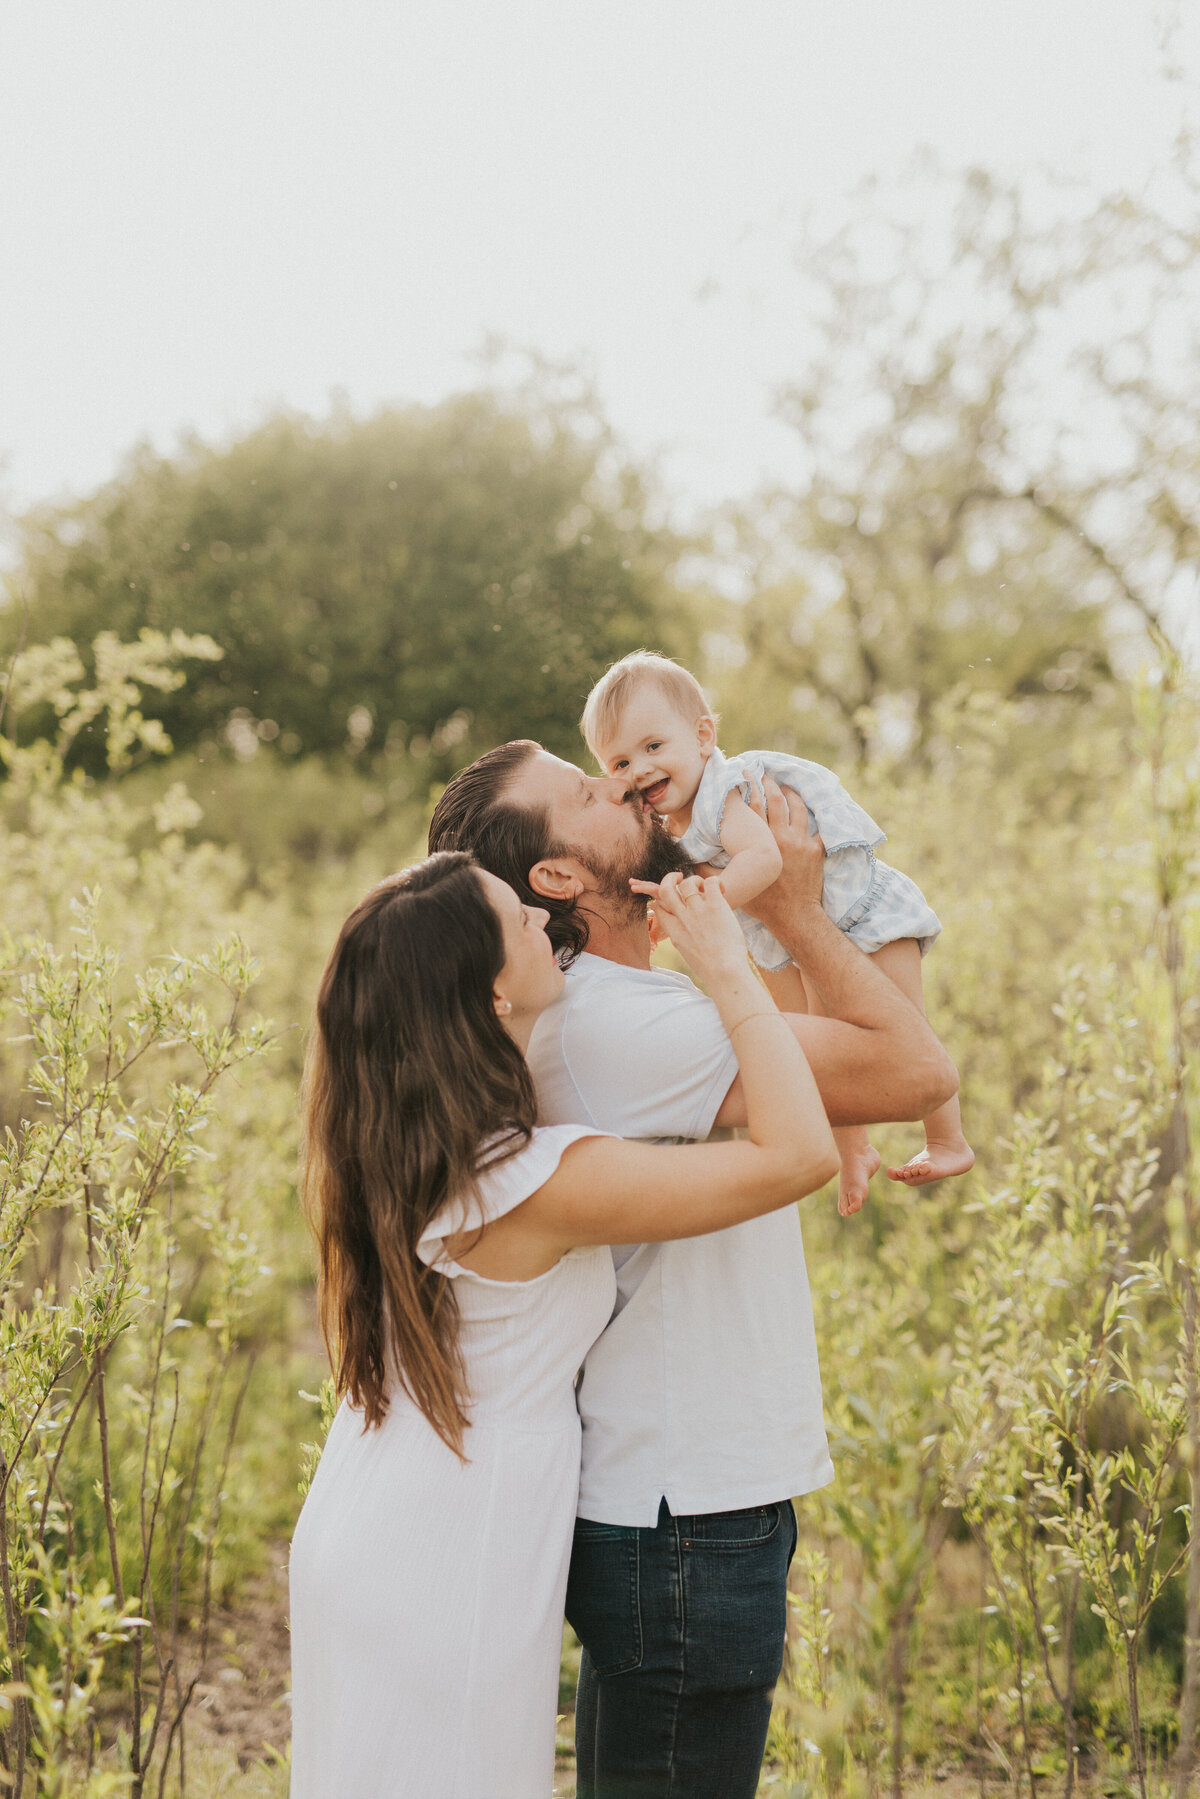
left=629, top=871, right=747, bottom=980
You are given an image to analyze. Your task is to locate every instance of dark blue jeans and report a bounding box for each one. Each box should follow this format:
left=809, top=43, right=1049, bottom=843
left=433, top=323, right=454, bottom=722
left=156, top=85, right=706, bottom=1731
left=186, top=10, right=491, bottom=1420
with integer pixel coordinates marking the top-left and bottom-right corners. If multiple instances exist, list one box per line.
left=565, top=1497, right=798, bottom=1799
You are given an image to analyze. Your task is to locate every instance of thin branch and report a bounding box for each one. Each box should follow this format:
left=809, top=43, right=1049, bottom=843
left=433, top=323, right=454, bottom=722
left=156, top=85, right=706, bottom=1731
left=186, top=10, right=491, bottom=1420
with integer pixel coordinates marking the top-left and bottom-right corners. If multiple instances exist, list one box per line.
left=36, top=1358, right=98, bottom=1539
left=0, top=1350, right=81, bottom=1509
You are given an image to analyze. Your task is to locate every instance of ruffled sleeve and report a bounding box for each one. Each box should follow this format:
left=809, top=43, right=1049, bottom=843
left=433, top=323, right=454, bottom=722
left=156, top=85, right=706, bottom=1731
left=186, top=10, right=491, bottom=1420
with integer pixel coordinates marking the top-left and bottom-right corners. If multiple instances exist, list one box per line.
left=416, top=1123, right=612, bottom=1276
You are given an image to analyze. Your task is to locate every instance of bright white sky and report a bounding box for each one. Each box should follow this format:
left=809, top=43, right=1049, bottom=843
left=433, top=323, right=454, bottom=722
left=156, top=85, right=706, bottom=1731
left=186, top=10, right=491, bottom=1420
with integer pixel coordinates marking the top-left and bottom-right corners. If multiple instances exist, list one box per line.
left=1, top=2, right=1194, bottom=524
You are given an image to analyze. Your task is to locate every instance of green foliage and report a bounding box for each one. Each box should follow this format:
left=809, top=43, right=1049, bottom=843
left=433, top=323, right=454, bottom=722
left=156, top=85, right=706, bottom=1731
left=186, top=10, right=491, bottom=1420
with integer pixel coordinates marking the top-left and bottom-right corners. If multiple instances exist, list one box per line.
left=0, top=631, right=223, bottom=776
left=11, top=387, right=692, bottom=772
left=0, top=646, right=328, bottom=1796
left=742, top=158, right=1200, bottom=1782
left=296, top=1381, right=337, bottom=1502
left=767, top=732, right=1197, bottom=1795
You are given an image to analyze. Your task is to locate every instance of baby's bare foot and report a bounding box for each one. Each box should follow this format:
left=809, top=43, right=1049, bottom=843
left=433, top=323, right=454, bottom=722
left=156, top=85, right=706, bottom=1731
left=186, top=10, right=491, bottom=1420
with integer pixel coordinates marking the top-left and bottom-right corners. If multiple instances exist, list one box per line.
left=886, top=1139, right=975, bottom=1185
left=838, top=1141, right=881, bottom=1217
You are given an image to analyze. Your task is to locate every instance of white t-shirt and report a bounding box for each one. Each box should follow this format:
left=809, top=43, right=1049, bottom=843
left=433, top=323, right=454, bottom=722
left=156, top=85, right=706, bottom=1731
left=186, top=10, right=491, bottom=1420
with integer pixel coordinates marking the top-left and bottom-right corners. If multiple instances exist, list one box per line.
left=526, top=951, right=835, bottom=1527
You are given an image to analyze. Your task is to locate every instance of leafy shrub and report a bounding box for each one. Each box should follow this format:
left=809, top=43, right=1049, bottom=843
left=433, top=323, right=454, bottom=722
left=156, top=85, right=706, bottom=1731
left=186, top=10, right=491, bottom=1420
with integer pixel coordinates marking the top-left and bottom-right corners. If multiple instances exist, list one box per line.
left=0, top=640, right=313, bottom=1796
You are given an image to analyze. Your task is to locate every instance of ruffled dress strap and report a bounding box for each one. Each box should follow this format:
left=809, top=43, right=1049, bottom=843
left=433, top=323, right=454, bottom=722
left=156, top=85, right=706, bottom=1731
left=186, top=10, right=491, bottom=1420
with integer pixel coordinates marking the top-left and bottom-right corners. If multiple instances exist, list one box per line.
left=416, top=1123, right=611, bottom=1277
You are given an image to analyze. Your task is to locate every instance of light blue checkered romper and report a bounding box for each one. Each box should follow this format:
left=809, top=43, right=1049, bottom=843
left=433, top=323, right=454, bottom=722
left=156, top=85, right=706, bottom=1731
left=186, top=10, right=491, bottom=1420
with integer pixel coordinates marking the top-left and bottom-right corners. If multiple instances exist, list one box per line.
left=677, top=746, right=941, bottom=973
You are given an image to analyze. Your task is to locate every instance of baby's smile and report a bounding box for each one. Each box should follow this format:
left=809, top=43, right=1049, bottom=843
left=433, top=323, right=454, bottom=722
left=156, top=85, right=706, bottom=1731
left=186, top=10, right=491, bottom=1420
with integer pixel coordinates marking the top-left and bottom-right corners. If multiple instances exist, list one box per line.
left=637, top=776, right=671, bottom=811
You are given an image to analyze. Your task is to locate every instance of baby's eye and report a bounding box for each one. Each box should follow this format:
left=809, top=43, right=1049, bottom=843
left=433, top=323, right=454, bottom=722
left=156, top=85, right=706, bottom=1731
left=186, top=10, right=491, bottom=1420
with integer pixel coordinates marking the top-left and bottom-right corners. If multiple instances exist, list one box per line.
left=612, top=759, right=628, bottom=771
left=647, top=742, right=661, bottom=752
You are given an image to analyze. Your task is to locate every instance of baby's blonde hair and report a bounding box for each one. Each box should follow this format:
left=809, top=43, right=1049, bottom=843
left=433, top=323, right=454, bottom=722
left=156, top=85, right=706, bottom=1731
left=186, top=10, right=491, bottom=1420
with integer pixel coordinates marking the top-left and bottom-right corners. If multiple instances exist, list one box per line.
left=581, top=651, right=714, bottom=763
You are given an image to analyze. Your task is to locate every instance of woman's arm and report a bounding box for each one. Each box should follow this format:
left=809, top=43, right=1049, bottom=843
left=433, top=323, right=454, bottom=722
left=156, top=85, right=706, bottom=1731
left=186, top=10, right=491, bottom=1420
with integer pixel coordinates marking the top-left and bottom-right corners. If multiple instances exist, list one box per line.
left=526, top=1109, right=836, bottom=1252
left=450, top=875, right=839, bottom=1281
left=458, top=1089, right=838, bottom=1281
left=711, top=790, right=783, bottom=911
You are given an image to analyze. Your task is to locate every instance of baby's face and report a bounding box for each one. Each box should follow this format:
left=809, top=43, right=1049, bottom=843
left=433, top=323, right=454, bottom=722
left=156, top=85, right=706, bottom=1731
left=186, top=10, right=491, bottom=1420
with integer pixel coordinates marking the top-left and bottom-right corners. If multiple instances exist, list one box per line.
left=594, top=688, right=713, bottom=817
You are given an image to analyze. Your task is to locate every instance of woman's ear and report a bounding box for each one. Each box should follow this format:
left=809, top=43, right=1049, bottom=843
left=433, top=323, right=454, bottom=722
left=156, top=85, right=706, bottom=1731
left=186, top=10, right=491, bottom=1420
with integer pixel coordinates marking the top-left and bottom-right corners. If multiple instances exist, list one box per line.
left=528, top=857, right=586, bottom=902
left=493, top=990, right=513, bottom=1019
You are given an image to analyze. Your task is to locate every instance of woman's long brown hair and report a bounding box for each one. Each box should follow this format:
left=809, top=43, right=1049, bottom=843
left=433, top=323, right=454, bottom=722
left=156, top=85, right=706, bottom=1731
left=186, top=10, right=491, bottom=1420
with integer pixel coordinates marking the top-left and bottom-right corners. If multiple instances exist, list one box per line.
left=300, top=852, right=537, bottom=1454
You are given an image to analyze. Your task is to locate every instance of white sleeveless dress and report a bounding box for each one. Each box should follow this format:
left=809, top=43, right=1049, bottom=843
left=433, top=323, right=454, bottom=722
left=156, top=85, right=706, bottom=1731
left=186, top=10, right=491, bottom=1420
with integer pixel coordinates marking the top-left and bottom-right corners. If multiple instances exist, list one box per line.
left=288, top=1124, right=616, bottom=1799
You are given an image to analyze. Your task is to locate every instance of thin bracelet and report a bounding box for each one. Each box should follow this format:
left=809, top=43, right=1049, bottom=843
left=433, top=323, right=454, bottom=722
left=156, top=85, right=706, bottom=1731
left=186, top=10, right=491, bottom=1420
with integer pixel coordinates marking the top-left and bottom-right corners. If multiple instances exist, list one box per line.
left=727, top=1011, right=781, bottom=1040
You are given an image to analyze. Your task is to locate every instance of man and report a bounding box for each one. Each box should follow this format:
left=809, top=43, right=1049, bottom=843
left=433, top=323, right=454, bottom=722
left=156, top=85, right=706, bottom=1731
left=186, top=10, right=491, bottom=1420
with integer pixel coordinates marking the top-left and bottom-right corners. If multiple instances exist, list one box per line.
left=429, top=740, right=956, bottom=1799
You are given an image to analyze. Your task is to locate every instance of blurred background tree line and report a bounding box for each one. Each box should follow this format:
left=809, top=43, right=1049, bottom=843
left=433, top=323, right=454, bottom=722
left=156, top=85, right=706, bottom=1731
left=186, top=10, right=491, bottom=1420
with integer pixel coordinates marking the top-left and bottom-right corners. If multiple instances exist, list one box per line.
left=1, top=154, right=1198, bottom=1796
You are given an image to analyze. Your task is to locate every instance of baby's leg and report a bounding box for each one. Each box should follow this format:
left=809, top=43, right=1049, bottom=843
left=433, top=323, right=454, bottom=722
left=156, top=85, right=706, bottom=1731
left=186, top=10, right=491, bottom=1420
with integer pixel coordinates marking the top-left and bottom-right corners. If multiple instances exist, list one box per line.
left=763, top=965, right=879, bottom=1217
left=870, top=940, right=974, bottom=1185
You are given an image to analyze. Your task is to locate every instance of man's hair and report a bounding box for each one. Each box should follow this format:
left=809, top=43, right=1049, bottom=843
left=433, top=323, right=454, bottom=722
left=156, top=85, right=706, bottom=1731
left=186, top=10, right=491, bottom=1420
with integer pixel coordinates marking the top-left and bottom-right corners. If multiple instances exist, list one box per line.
left=581, top=651, right=714, bottom=763
left=427, top=740, right=591, bottom=964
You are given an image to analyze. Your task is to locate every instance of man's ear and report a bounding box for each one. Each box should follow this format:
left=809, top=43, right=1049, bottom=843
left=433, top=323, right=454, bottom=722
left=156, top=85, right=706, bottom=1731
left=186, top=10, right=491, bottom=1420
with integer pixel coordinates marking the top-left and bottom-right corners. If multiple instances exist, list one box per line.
left=529, top=857, right=587, bottom=903
left=697, top=714, right=717, bottom=753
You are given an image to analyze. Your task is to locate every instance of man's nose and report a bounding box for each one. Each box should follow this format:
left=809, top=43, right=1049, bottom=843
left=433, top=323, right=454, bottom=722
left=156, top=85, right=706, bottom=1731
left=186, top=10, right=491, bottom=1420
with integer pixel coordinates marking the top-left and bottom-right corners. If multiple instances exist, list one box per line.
left=595, top=775, right=630, bottom=805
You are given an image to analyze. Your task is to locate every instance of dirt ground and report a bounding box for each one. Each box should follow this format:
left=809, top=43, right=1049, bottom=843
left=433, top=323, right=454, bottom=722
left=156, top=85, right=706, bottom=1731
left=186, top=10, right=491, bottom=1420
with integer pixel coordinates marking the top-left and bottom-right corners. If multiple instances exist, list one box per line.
left=186, top=1544, right=293, bottom=1771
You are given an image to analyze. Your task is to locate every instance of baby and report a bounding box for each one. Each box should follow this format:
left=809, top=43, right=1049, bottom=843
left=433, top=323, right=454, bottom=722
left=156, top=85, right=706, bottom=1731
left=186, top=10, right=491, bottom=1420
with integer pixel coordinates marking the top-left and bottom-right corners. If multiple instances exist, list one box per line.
left=582, top=651, right=973, bottom=1216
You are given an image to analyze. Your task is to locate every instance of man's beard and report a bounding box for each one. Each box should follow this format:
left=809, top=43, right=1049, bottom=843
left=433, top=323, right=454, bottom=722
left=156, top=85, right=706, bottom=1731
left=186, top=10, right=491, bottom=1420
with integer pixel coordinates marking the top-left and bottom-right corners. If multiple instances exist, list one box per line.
left=571, top=807, right=694, bottom=918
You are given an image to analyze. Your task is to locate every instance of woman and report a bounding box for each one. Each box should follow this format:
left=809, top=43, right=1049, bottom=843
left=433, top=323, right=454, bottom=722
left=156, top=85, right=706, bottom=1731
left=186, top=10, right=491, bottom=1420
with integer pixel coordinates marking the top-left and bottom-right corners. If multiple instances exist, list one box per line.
left=289, top=851, right=837, bottom=1799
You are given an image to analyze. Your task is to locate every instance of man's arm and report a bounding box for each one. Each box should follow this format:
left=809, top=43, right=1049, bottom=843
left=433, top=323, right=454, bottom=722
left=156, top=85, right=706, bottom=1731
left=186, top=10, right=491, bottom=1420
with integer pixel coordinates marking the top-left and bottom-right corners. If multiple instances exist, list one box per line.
left=711, top=781, right=957, bottom=1130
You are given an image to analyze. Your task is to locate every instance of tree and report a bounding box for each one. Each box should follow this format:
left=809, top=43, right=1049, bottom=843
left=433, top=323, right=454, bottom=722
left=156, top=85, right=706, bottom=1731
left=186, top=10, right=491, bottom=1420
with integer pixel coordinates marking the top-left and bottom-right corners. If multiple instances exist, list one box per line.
left=8, top=385, right=691, bottom=770
left=706, top=160, right=1200, bottom=774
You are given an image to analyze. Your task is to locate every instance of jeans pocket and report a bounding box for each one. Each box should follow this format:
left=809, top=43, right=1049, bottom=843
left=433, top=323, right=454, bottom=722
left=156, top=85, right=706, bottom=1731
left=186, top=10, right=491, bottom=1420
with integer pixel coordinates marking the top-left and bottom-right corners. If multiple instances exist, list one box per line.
left=683, top=1504, right=782, bottom=1549
left=566, top=1522, right=643, bottom=1677
left=679, top=1502, right=794, bottom=1692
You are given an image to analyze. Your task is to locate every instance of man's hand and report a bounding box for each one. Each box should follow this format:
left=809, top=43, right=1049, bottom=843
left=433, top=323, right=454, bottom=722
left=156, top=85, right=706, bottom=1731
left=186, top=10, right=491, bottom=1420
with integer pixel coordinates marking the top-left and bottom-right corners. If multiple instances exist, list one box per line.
left=740, top=777, right=826, bottom=928
left=710, top=775, right=958, bottom=1129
